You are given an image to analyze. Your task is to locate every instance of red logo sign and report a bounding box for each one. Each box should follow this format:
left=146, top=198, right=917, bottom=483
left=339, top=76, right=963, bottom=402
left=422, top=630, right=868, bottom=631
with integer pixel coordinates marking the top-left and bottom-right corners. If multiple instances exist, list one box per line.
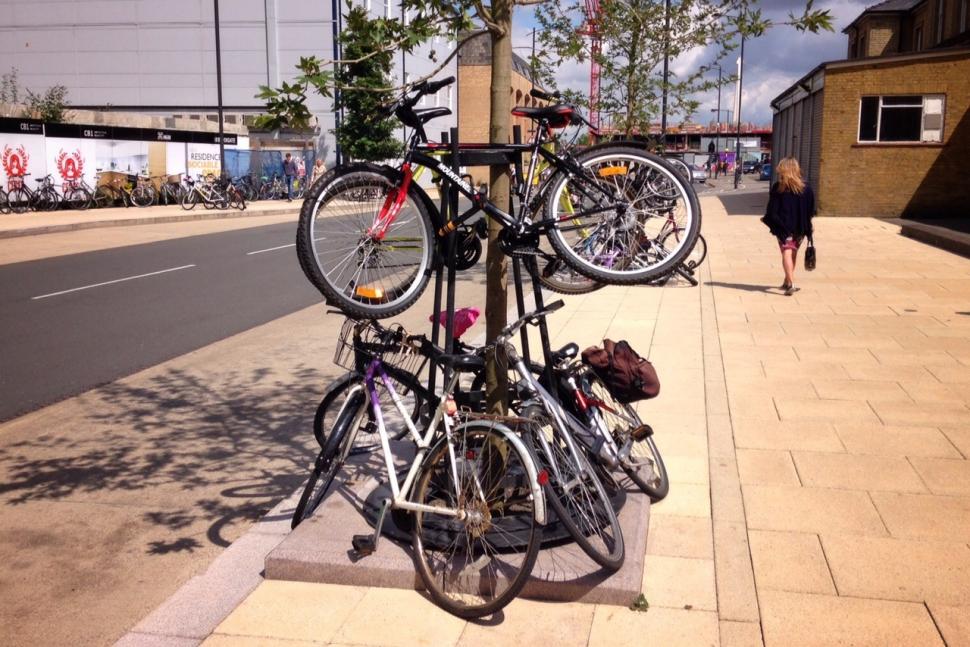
left=2, top=145, right=29, bottom=178
left=56, top=149, right=85, bottom=181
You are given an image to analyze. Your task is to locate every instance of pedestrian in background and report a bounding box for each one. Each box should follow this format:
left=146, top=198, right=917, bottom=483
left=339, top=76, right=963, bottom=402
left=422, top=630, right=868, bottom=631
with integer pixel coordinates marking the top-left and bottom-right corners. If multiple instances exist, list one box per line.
left=309, top=158, right=327, bottom=187
left=283, top=153, right=297, bottom=202
left=761, top=157, right=815, bottom=296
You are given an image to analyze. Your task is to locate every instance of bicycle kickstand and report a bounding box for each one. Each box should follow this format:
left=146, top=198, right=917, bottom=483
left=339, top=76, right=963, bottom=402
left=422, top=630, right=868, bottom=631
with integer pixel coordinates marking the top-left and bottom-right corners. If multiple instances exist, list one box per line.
left=351, top=498, right=390, bottom=558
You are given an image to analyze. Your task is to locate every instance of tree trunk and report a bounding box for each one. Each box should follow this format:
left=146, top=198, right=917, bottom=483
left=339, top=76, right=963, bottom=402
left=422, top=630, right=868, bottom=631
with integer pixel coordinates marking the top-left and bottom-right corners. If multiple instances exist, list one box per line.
left=484, top=1, right=513, bottom=414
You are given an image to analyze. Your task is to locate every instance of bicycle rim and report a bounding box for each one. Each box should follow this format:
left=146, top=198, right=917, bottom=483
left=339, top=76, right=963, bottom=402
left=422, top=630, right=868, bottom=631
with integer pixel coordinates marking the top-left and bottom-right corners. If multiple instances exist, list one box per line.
left=545, top=148, right=700, bottom=284
left=412, top=422, right=541, bottom=618
left=584, top=375, right=668, bottom=500
left=301, top=169, right=433, bottom=319
left=523, top=405, right=624, bottom=570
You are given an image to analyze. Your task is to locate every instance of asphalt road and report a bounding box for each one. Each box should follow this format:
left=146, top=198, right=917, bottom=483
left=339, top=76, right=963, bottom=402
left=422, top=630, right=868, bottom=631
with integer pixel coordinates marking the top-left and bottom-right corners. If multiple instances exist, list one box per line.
left=0, top=220, right=321, bottom=422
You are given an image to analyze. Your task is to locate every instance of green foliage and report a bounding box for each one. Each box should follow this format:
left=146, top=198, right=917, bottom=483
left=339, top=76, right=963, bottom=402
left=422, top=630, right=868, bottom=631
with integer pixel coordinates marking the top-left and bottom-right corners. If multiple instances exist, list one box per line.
left=535, top=0, right=834, bottom=137
left=630, top=593, right=650, bottom=612
left=254, top=0, right=477, bottom=132
left=1, top=67, right=20, bottom=104
left=25, top=85, right=70, bottom=123
left=334, top=7, right=402, bottom=161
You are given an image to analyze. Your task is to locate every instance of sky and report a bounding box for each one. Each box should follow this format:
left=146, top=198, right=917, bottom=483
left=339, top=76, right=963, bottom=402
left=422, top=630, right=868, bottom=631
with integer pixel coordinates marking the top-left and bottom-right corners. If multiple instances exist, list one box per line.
left=510, top=0, right=872, bottom=126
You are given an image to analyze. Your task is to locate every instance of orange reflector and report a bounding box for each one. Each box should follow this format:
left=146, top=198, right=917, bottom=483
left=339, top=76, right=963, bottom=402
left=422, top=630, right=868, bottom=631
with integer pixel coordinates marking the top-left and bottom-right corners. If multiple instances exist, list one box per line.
left=355, top=286, right=384, bottom=299
left=598, top=166, right=628, bottom=177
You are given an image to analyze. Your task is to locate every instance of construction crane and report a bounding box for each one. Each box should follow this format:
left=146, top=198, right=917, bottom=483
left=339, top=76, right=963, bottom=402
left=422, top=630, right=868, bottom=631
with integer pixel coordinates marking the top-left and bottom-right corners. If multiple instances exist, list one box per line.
left=578, top=0, right=602, bottom=133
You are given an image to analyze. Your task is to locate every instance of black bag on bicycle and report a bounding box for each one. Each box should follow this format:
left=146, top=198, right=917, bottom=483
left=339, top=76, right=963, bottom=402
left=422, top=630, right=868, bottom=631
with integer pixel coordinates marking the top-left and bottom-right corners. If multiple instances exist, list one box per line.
left=581, top=339, right=660, bottom=403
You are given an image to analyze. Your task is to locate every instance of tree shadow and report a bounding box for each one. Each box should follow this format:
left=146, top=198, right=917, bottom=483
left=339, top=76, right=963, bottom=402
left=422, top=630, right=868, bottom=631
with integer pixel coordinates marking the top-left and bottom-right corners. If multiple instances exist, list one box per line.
left=0, top=364, right=325, bottom=552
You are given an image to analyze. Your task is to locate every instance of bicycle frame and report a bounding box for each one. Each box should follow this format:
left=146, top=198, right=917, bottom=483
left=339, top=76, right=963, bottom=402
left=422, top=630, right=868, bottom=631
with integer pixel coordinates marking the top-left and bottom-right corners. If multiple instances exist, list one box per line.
left=355, top=356, right=547, bottom=524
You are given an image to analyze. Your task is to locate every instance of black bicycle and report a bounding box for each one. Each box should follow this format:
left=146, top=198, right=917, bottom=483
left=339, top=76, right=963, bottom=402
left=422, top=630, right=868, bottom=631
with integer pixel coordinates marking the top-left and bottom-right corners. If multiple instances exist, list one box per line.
left=296, top=77, right=701, bottom=320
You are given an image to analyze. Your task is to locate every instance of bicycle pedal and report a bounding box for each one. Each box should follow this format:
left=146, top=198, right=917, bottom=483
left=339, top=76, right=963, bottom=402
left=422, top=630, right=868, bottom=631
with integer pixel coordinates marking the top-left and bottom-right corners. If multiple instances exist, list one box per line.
left=631, top=424, right=654, bottom=441
left=351, top=534, right=377, bottom=557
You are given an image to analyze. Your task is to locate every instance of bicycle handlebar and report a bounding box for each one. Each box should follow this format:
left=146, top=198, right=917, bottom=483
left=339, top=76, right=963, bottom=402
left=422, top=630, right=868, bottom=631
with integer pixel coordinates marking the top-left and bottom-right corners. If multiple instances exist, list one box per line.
left=530, top=87, right=560, bottom=102
left=499, top=300, right=565, bottom=339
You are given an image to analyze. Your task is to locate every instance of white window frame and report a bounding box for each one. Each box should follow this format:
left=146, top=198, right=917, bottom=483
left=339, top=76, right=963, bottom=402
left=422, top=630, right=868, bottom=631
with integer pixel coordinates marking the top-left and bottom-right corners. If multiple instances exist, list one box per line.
left=857, top=94, right=946, bottom=143
left=384, top=0, right=392, bottom=19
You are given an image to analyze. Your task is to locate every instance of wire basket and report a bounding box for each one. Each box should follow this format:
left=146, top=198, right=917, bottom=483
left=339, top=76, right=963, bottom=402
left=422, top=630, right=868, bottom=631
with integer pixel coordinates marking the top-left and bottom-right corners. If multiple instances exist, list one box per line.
left=333, top=318, right=428, bottom=379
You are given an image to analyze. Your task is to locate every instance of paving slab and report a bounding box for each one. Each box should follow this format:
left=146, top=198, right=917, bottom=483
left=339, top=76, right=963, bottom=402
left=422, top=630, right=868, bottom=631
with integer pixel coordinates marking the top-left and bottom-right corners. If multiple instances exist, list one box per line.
left=264, top=445, right=650, bottom=606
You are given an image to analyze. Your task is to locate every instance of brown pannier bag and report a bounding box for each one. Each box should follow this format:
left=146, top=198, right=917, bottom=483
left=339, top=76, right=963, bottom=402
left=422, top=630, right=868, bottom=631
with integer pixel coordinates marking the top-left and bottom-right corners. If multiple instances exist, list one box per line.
left=581, top=339, right=660, bottom=403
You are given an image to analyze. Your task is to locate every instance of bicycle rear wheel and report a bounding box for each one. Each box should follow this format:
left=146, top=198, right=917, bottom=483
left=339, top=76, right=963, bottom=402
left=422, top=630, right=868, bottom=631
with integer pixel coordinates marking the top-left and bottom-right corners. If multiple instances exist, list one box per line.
left=0, top=189, right=9, bottom=214
left=296, top=164, right=435, bottom=320
left=7, top=188, right=29, bottom=213
left=544, top=147, right=701, bottom=285
left=411, top=421, right=542, bottom=618
left=522, top=404, right=625, bottom=570
left=313, top=372, right=423, bottom=450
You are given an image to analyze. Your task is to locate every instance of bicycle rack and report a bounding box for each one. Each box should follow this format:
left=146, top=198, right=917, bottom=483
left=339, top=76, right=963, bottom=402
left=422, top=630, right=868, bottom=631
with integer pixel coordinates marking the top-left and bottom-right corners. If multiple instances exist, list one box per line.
left=424, top=126, right=563, bottom=404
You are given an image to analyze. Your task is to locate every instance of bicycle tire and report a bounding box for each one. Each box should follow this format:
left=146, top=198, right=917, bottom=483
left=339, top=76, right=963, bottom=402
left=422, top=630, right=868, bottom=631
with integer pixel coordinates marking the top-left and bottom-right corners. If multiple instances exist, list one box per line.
left=313, top=371, right=422, bottom=449
left=583, top=372, right=669, bottom=501
left=181, top=189, right=198, bottom=210
left=544, top=147, right=702, bottom=285
left=535, top=255, right=604, bottom=296
left=131, top=185, right=154, bottom=208
left=291, top=386, right=367, bottom=528
left=7, top=188, right=30, bottom=213
left=521, top=404, right=624, bottom=570
left=665, top=157, right=693, bottom=184
left=0, top=189, right=9, bottom=214
left=296, top=164, right=435, bottom=320
left=411, top=420, right=542, bottom=618
left=454, top=232, right=482, bottom=271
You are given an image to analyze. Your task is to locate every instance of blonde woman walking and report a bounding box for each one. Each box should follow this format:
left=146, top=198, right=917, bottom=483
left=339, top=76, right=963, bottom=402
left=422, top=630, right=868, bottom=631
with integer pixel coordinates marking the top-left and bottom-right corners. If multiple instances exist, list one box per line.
left=761, top=157, right=815, bottom=296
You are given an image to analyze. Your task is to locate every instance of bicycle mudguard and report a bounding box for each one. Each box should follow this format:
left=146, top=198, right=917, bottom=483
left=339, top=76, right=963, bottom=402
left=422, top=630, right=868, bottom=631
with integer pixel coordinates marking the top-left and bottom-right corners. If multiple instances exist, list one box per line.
left=418, top=419, right=548, bottom=526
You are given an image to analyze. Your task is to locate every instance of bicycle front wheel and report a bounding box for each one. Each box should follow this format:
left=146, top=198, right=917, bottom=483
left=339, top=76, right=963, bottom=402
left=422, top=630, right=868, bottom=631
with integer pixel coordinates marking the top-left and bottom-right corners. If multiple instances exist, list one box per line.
left=584, top=372, right=669, bottom=501
left=522, top=404, right=624, bottom=570
left=544, top=147, right=701, bottom=284
left=296, top=164, right=434, bottom=320
left=292, top=384, right=367, bottom=528
left=313, top=371, right=422, bottom=450
left=7, top=188, right=29, bottom=213
left=411, top=421, right=542, bottom=618
left=130, top=186, right=155, bottom=207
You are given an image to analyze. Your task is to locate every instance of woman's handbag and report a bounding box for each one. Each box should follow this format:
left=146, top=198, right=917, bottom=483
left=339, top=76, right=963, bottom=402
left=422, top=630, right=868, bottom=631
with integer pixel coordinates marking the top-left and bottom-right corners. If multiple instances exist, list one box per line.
left=805, top=236, right=817, bottom=271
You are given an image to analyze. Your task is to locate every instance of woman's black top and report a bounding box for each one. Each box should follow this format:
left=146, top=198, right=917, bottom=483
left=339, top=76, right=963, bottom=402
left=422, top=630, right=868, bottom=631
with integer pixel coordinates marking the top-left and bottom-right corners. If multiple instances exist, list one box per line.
left=762, top=183, right=815, bottom=239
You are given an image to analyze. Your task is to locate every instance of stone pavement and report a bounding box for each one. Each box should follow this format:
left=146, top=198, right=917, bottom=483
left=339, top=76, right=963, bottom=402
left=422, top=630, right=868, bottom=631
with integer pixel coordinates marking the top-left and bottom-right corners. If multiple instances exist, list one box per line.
left=144, top=189, right=970, bottom=647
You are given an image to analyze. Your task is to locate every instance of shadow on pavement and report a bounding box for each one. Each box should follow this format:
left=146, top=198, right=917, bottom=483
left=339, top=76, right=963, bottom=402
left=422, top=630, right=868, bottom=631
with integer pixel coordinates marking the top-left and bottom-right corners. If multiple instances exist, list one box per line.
left=0, top=365, right=323, bottom=550
left=706, top=280, right=774, bottom=294
left=717, top=189, right=770, bottom=216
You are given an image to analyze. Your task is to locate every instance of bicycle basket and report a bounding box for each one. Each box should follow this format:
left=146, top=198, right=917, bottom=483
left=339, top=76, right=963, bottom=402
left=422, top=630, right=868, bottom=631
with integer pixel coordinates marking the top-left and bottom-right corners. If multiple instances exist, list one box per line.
left=333, top=318, right=428, bottom=379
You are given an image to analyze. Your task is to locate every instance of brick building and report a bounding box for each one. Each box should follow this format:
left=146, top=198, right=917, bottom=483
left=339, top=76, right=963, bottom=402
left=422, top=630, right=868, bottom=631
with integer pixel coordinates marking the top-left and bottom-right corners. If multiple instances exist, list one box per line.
left=771, top=0, right=970, bottom=218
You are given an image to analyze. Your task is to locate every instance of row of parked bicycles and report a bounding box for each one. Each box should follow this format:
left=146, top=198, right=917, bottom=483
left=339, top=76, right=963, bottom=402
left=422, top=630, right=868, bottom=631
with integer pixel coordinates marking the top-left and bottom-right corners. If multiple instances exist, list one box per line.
left=0, top=171, right=308, bottom=214
left=289, top=78, right=701, bottom=618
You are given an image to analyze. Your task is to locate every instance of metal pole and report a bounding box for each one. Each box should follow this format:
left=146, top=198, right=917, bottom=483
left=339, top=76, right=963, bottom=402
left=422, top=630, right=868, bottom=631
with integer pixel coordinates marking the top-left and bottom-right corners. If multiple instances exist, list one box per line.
left=213, top=0, right=225, bottom=176
left=531, top=28, right=536, bottom=87
left=660, top=0, right=671, bottom=144
left=734, top=21, right=745, bottom=190
left=715, top=65, right=722, bottom=152
left=331, top=0, right=342, bottom=165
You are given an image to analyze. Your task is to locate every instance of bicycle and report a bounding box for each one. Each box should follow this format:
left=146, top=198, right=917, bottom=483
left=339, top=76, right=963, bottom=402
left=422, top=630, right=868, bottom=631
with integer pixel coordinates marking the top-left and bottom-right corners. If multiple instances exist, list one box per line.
left=181, top=175, right=228, bottom=210
left=61, top=178, right=94, bottom=210
left=7, top=174, right=61, bottom=213
left=302, top=301, right=626, bottom=570
left=292, top=316, right=546, bottom=619
left=297, top=76, right=701, bottom=320
left=154, top=175, right=186, bottom=206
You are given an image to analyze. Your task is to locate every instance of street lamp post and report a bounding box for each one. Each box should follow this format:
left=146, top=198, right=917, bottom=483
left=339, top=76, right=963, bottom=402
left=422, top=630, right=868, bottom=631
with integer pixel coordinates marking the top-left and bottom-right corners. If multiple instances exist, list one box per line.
left=734, top=18, right=746, bottom=190
left=213, top=0, right=225, bottom=176
left=713, top=63, right=722, bottom=152
left=660, top=0, right=671, bottom=144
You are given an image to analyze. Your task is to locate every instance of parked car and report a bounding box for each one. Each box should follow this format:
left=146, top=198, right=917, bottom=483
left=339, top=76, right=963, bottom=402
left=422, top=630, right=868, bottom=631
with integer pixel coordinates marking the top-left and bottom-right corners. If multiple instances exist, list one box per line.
left=742, top=159, right=760, bottom=174
left=759, top=163, right=772, bottom=181
left=691, top=163, right=708, bottom=183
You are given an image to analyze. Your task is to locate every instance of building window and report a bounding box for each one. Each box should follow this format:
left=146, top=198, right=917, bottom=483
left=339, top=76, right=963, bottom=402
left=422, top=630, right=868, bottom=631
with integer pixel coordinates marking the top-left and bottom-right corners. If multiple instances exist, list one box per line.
left=858, top=33, right=867, bottom=57
left=936, top=0, right=946, bottom=42
left=858, top=95, right=945, bottom=143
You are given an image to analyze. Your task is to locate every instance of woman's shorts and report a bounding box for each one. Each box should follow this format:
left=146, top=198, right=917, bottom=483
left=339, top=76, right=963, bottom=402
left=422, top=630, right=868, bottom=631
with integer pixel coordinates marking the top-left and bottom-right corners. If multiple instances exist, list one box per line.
left=778, top=236, right=803, bottom=252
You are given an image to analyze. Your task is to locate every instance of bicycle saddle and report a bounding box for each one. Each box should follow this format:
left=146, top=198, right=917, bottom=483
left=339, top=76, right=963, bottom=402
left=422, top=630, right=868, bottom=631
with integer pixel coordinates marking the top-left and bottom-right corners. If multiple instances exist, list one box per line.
left=435, top=352, right=485, bottom=373
left=551, top=342, right=579, bottom=363
left=511, top=104, right=579, bottom=128
left=412, top=107, right=452, bottom=124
